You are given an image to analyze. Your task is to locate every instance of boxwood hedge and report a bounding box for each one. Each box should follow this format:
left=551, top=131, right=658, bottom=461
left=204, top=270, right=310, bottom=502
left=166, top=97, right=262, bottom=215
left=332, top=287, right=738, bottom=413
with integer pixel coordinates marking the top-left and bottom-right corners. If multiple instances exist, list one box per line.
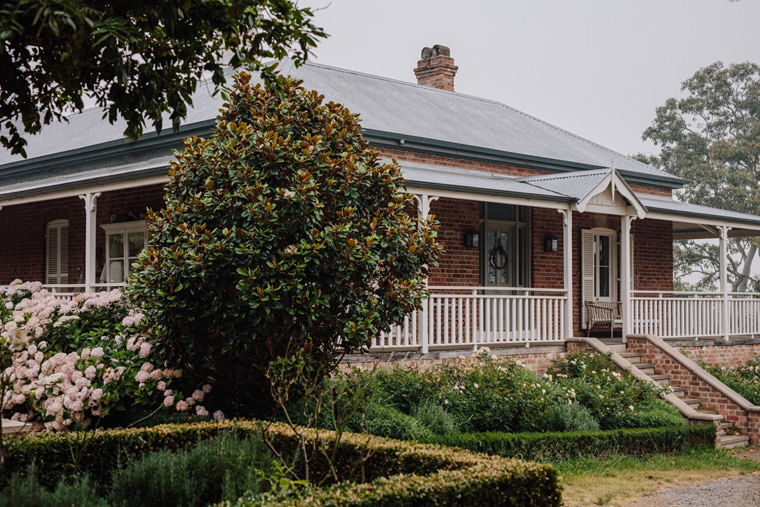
left=3, top=421, right=561, bottom=506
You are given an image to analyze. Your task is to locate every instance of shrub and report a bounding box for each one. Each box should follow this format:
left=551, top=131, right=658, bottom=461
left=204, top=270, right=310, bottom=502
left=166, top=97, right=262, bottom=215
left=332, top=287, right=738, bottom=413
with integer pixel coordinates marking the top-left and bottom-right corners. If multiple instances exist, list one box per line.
left=547, top=402, right=600, bottom=432
left=363, top=402, right=434, bottom=441
left=109, top=432, right=275, bottom=506
left=2, top=420, right=562, bottom=507
left=702, top=356, right=760, bottom=405
left=548, top=352, right=671, bottom=429
left=1, top=465, right=107, bottom=507
left=128, top=72, right=440, bottom=417
left=413, top=400, right=456, bottom=435
left=0, top=282, right=211, bottom=431
left=628, top=399, right=686, bottom=428
left=424, top=425, right=716, bottom=461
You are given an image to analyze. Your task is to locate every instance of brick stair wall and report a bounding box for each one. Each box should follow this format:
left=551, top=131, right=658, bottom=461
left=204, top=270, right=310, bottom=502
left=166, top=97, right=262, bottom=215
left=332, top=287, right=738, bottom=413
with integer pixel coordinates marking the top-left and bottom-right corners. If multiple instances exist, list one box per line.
left=626, top=334, right=760, bottom=444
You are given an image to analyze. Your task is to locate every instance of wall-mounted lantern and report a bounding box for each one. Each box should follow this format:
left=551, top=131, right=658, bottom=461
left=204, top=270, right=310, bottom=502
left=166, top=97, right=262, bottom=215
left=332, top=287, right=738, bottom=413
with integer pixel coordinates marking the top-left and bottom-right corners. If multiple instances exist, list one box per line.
left=464, top=229, right=480, bottom=248
left=544, top=235, right=558, bottom=252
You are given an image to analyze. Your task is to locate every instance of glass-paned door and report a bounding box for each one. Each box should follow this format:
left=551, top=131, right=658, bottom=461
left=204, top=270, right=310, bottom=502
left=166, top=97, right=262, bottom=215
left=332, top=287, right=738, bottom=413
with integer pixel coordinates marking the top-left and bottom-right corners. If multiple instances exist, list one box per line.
left=485, top=225, right=512, bottom=288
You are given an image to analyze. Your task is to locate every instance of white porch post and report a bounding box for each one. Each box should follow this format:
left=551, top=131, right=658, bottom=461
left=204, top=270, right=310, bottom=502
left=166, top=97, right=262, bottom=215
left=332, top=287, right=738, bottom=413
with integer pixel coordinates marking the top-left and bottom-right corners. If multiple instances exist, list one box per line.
left=719, top=225, right=731, bottom=341
left=559, top=208, right=573, bottom=339
left=79, top=192, right=101, bottom=293
left=414, top=193, right=438, bottom=354
left=621, top=216, right=635, bottom=340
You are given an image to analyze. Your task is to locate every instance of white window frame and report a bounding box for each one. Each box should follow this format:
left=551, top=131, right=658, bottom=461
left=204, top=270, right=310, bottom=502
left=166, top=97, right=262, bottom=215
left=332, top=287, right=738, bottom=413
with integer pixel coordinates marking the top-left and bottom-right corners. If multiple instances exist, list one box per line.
left=46, top=219, right=69, bottom=285
left=100, top=220, right=148, bottom=284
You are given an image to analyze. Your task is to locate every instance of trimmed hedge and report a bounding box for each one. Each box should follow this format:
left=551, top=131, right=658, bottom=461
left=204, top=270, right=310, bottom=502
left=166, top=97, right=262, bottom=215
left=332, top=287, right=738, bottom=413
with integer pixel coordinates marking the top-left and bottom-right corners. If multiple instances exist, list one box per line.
left=423, top=424, right=717, bottom=461
left=4, top=421, right=561, bottom=506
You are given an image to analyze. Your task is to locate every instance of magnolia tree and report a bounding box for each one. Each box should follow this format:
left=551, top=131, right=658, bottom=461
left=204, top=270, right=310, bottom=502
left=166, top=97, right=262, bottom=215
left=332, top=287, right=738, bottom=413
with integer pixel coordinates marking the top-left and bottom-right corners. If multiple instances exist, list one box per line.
left=128, top=72, right=440, bottom=416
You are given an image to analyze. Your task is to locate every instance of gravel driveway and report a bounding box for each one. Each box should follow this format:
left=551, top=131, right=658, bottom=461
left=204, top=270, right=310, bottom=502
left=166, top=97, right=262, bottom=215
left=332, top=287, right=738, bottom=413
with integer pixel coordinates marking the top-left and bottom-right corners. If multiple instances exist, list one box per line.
left=625, top=448, right=760, bottom=507
left=629, top=474, right=760, bottom=506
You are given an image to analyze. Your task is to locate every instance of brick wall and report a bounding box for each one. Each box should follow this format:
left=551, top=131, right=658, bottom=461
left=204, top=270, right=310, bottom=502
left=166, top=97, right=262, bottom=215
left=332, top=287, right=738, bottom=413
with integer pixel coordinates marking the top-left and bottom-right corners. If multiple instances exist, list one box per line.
left=681, top=343, right=760, bottom=369
left=342, top=345, right=566, bottom=375
left=631, top=218, right=673, bottom=291
left=531, top=208, right=564, bottom=289
left=627, top=336, right=760, bottom=444
left=628, top=183, right=671, bottom=197
left=427, top=198, right=480, bottom=286
left=0, top=196, right=85, bottom=283
left=0, top=185, right=164, bottom=284
left=379, top=147, right=551, bottom=178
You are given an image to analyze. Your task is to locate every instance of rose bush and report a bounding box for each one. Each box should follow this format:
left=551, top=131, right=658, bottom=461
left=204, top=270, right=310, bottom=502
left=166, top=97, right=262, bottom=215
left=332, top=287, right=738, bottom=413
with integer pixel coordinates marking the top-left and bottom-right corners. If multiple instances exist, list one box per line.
left=0, top=281, right=221, bottom=431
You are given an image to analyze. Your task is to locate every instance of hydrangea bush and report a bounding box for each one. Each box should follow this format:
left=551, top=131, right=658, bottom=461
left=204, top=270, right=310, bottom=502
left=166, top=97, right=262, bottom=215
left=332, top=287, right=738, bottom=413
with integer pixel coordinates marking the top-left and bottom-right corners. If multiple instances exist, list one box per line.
left=0, top=281, right=222, bottom=431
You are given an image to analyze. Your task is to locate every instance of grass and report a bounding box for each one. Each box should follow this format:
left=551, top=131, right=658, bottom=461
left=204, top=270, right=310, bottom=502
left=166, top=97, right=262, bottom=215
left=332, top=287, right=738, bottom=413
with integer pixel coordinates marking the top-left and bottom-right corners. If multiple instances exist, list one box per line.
left=553, top=446, right=760, bottom=506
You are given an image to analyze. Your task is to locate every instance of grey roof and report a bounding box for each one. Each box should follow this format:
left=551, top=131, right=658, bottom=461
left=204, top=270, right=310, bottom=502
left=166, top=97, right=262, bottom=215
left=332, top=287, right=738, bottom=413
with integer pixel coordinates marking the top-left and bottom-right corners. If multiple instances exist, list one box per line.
left=399, top=162, right=570, bottom=202
left=640, top=196, right=760, bottom=228
left=0, top=60, right=683, bottom=188
left=518, top=168, right=612, bottom=201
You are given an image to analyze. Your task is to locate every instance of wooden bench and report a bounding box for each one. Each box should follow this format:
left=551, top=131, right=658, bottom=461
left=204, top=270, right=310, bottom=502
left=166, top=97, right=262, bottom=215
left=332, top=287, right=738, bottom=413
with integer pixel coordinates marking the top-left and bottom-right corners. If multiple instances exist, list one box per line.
left=586, top=301, right=622, bottom=338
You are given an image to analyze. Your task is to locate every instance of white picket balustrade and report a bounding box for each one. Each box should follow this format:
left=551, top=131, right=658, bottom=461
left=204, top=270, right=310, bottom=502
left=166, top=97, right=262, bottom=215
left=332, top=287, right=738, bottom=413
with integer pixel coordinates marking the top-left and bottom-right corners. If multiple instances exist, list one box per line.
left=372, top=287, right=567, bottom=350
left=631, top=291, right=760, bottom=339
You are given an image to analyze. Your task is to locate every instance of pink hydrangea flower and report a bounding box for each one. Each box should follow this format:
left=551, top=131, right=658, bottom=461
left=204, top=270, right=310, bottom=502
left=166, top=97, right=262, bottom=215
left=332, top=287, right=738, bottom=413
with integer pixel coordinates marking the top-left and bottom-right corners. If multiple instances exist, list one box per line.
left=163, top=396, right=175, bottom=407
left=213, top=410, right=225, bottom=422
left=196, top=405, right=209, bottom=417
left=176, top=400, right=189, bottom=412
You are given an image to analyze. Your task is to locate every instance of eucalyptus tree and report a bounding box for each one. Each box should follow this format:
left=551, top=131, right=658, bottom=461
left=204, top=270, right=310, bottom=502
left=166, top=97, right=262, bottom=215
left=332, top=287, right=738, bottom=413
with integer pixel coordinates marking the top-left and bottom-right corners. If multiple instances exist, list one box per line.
left=641, top=61, right=760, bottom=291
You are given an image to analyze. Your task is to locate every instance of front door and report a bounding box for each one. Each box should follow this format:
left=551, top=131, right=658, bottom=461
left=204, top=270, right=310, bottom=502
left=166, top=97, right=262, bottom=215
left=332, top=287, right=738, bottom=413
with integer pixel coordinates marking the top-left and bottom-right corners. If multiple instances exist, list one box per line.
left=485, top=224, right=513, bottom=289
left=582, top=228, right=618, bottom=327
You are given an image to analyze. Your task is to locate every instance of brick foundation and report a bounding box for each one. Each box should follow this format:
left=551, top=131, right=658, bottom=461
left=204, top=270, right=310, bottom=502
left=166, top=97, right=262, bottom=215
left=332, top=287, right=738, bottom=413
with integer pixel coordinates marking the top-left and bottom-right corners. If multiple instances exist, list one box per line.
left=341, top=345, right=565, bottom=375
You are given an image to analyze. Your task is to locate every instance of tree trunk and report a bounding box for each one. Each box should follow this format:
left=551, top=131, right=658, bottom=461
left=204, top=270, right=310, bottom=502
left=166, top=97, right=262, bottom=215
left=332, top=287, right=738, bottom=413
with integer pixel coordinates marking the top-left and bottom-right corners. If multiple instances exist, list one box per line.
left=734, top=244, right=757, bottom=292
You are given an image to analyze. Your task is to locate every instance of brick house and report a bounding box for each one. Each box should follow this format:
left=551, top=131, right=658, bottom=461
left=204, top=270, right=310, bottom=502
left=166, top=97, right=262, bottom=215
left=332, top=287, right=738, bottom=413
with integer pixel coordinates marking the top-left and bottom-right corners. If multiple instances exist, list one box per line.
left=2, top=46, right=760, bottom=356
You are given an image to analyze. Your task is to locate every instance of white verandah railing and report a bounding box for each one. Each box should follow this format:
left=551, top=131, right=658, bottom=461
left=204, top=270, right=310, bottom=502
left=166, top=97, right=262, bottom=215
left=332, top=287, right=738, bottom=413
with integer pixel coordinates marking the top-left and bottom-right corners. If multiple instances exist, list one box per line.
left=372, top=286, right=568, bottom=351
left=0, top=283, right=126, bottom=301
left=631, top=291, right=760, bottom=339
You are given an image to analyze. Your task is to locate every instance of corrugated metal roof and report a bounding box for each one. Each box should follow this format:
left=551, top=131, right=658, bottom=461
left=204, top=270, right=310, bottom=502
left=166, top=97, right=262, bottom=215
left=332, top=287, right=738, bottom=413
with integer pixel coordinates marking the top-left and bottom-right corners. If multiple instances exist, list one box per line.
left=641, top=196, right=760, bottom=227
left=518, top=168, right=612, bottom=200
left=0, top=60, right=680, bottom=187
left=399, top=161, right=570, bottom=202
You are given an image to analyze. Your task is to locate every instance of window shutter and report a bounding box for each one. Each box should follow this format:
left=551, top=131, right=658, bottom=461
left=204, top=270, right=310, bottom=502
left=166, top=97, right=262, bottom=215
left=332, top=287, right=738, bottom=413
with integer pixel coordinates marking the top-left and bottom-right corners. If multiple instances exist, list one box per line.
left=46, top=226, right=58, bottom=284
left=46, top=220, right=69, bottom=285
left=581, top=229, right=595, bottom=329
left=59, top=223, right=69, bottom=284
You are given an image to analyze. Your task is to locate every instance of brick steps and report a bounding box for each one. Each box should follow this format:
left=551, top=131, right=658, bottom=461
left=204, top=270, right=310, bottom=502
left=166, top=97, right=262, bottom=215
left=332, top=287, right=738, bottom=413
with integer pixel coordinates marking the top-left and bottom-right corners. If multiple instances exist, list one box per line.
left=621, top=340, right=750, bottom=450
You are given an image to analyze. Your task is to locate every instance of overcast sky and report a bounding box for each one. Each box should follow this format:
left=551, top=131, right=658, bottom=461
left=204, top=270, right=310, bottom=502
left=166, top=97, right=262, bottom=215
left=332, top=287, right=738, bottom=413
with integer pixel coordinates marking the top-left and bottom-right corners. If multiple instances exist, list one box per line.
left=300, top=0, right=759, bottom=158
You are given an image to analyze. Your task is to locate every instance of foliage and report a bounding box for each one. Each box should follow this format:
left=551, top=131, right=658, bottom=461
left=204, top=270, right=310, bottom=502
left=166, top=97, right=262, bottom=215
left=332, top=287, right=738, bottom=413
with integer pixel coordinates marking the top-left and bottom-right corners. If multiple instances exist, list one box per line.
left=701, top=355, right=760, bottom=405
left=2, top=432, right=280, bottom=506
left=363, top=402, right=434, bottom=441
left=548, top=352, right=679, bottom=430
left=340, top=350, right=576, bottom=435
left=128, top=72, right=440, bottom=417
left=0, top=0, right=327, bottom=156
left=1, top=464, right=107, bottom=507
left=3, top=420, right=562, bottom=507
left=424, top=425, right=715, bottom=462
left=412, top=400, right=457, bottom=435
left=640, top=62, right=760, bottom=291
left=0, top=281, right=217, bottom=432
left=109, top=432, right=277, bottom=506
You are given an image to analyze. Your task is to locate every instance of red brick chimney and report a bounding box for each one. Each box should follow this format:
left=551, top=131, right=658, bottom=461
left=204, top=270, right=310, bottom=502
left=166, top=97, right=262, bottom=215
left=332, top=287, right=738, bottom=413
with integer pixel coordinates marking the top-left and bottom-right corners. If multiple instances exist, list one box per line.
left=414, top=45, right=458, bottom=92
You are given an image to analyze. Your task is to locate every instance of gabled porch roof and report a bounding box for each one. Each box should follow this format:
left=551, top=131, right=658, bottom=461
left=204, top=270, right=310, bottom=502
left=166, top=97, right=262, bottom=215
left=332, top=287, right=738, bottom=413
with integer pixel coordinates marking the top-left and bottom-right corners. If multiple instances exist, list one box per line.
left=401, top=161, right=760, bottom=232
